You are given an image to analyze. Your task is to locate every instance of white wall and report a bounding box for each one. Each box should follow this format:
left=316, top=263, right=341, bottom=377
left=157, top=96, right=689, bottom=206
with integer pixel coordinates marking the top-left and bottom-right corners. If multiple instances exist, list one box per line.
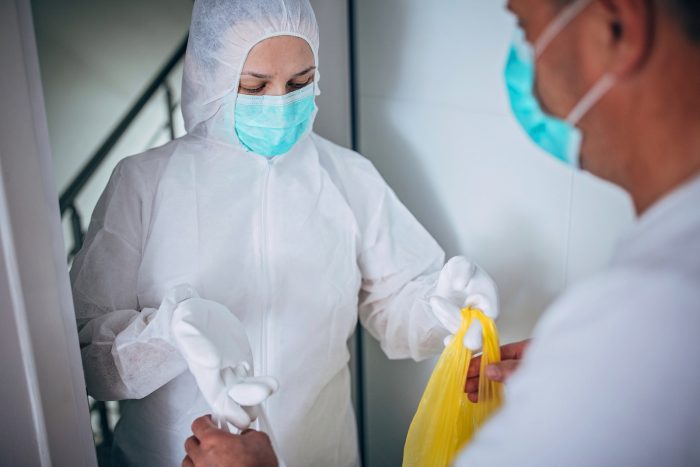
left=308, top=0, right=367, bottom=429
left=353, top=1, right=635, bottom=465
left=309, top=0, right=353, bottom=149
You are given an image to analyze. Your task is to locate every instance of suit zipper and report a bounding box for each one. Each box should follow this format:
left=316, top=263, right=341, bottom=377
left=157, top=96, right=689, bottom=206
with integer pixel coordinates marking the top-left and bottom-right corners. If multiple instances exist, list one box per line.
left=259, top=160, right=272, bottom=390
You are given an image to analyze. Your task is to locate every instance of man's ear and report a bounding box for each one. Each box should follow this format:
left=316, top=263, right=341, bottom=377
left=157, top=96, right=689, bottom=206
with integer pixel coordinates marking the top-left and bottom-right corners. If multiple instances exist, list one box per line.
left=598, top=0, right=655, bottom=77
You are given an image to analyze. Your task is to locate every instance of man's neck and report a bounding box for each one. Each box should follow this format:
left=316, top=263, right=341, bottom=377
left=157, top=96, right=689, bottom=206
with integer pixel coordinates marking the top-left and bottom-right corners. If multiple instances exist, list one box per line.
left=628, top=121, right=700, bottom=215
left=613, top=27, right=700, bottom=215
left=633, top=165, right=700, bottom=215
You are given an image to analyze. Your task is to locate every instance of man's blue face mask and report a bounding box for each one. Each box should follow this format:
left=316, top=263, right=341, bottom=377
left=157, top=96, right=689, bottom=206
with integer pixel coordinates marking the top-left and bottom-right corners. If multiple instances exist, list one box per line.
left=504, top=0, right=616, bottom=167
left=234, top=83, right=316, bottom=158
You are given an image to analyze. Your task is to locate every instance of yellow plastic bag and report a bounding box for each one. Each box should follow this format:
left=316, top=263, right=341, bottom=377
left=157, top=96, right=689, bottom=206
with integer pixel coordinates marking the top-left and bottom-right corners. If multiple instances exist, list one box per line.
left=403, top=308, right=503, bottom=467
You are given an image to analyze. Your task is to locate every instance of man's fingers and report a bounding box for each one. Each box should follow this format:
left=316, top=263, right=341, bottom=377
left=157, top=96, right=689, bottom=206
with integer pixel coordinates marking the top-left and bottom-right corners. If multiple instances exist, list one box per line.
left=184, top=436, right=203, bottom=465
left=184, top=435, right=199, bottom=454
left=182, top=455, right=195, bottom=467
left=191, top=415, right=217, bottom=439
left=467, top=354, right=482, bottom=377
left=500, top=339, right=530, bottom=360
left=466, top=340, right=530, bottom=397
left=485, top=360, right=520, bottom=382
left=183, top=436, right=201, bottom=464
left=464, top=376, right=479, bottom=395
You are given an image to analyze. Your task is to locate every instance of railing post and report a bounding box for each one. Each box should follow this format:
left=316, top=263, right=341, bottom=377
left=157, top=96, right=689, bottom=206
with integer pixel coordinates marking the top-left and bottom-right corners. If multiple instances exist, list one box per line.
left=68, top=204, right=85, bottom=259
left=164, top=82, right=176, bottom=141
left=94, top=400, right=113, bottom=448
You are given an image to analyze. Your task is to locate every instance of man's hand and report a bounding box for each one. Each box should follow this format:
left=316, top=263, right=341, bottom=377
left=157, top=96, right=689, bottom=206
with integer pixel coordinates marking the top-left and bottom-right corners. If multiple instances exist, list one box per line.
left=465, top=339, right=530, bottom=402
left=183, top=415, right=279, bottom=467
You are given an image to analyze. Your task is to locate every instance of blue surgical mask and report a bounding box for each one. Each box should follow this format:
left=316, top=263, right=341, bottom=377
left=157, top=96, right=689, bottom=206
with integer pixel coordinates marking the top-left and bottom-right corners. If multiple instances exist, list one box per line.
left=234, top=83, right=317, bottom=158
left=505, top=30, right=582, bottom=165
left=504, top=0, right=615, bottom=167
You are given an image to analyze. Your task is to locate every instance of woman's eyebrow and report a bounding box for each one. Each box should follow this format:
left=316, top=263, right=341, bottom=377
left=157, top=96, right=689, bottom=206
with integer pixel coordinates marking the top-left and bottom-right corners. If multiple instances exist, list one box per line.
left=292, top=66, right=316, bottom=77
left=240, top=71, right=272, bottom=79
left=240, top=66, right=315, bottom=79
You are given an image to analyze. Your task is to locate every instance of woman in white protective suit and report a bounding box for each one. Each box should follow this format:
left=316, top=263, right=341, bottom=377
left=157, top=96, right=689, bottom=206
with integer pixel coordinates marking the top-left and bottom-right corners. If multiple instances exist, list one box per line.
left=72, top=1, right=499, bottom=466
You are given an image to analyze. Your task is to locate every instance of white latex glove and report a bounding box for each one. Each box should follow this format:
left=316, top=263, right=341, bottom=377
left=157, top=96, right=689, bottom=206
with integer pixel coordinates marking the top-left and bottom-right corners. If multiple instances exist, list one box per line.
left=429, top=256, right=499, bottom=350
left=138, top=283, right=200, bottom=339
left=171, top=298, right=279, bottom=431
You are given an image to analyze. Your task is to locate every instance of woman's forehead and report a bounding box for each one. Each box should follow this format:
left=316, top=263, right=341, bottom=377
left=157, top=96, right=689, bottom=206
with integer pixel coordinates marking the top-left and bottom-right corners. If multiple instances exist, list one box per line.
left=242, top=36, right=316, bottom=75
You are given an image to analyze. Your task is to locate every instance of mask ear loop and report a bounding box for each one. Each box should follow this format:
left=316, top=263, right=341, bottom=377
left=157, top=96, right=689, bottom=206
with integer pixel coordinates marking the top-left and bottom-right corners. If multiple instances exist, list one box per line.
left=565, top=73, right=617, bottom=125
left=535, top=0, right=594, bottom=57
left=532, top=0, right=617, bottom=127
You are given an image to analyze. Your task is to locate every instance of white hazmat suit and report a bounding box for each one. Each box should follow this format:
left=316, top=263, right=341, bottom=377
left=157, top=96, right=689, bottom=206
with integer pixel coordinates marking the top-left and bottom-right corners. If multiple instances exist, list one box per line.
left=71, top=0, right=493, bottom=466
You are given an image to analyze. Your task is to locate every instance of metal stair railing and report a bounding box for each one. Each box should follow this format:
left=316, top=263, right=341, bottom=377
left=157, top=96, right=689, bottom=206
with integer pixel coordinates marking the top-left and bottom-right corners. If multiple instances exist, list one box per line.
left=60, top=34, right=188, bottom=259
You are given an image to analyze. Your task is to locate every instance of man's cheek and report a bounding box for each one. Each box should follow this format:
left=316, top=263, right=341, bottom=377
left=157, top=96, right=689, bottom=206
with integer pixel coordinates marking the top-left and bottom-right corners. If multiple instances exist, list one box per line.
left=536, top=59, right=577, bottom=119
left=533, top=68, right=558, bottom=116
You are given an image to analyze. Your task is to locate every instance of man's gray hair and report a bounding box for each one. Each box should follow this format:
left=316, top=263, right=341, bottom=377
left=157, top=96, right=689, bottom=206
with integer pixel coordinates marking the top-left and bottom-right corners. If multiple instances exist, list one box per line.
left=555, top=0, right=699, bottom=42
left=668, top=0, right=700, bottom=41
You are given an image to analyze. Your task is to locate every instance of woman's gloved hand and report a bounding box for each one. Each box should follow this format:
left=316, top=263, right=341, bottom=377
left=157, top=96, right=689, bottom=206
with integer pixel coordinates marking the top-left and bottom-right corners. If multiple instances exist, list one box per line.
left=429, top=256, right=499, bottom=350
left=171, top=298, right=279, bottom=431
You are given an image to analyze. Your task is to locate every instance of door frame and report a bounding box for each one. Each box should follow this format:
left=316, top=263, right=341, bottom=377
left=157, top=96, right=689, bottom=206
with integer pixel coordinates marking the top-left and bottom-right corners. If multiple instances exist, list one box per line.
left=0, top=0, right=97, bottom=465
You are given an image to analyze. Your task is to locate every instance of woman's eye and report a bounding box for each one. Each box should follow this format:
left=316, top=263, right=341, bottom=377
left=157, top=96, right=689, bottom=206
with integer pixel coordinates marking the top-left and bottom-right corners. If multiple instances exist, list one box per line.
left=239, top=84, right=265, bottom=94
left=288, top=78, right=313, bottom=89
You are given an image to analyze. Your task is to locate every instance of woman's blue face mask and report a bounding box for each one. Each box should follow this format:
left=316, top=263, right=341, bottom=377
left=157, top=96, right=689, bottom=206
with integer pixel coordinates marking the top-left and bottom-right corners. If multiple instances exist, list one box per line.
left=234, top=83, right=317, bottom=158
